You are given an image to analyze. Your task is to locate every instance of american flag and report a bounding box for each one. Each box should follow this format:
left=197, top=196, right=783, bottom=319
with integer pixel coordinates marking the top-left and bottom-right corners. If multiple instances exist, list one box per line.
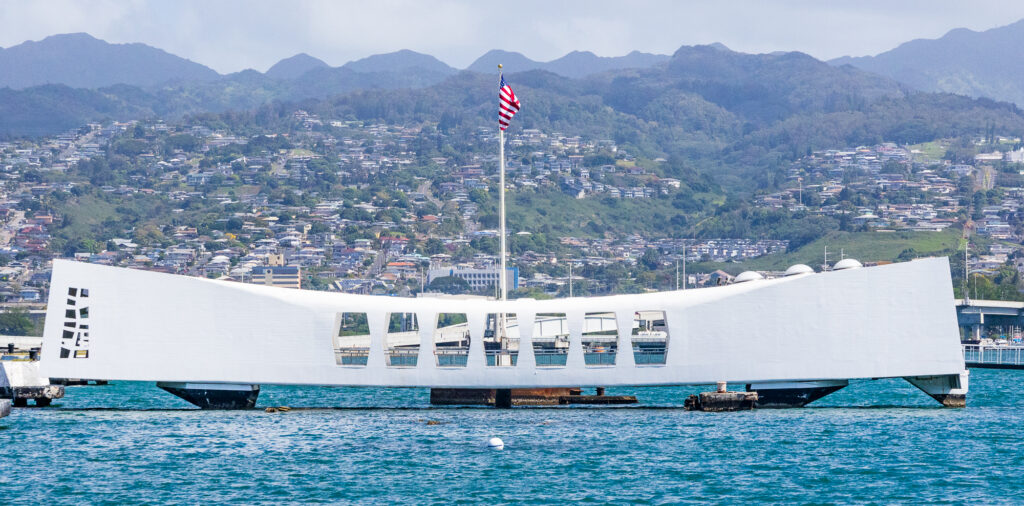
left=498, top=75, right=520, bottom=130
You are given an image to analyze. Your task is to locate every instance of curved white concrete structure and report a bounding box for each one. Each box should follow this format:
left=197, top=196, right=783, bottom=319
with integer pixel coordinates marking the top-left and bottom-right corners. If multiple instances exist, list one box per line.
left=734, top=271, right=764, bottom=283
left=834, top=258, right=864, bottom=270
left=38, top=257, right=967, bottom=399
left=785, top=264, right=814, bottom=276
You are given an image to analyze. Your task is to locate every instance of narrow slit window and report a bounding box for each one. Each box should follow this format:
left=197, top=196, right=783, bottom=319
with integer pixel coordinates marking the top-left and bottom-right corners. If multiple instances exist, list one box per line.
left=434, top=313, right=469, bottom=367
left=385, top=312, right=419, bottom=367
left=334, top=312, right=370, bottom=366
left=485, top=313, right=519, bottom=367
left=583, top=312, right=617, bottom=366
left=632, top=310, right=669, bottom=365
left=533, top=313, right=568, bottom=367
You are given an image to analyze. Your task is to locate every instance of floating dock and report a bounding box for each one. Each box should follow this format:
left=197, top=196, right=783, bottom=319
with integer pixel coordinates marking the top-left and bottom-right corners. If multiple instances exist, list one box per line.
left=430, top=387, right=637, bottom=407
left=963, top=344, right=1024, bottom=369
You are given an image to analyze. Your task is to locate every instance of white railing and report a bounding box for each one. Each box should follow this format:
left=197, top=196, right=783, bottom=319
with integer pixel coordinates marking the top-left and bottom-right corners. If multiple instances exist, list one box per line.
left=963, top=344, right=1024, bottom=367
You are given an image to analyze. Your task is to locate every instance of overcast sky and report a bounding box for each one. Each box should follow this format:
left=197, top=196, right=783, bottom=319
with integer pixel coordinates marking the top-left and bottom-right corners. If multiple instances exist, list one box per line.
left=3, top=0, right=1024, bottom=74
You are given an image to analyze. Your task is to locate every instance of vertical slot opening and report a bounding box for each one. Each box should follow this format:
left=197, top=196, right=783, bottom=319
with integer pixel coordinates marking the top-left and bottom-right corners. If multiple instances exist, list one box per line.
left=632, top=310, right=669, bottom=365
left=434, top=313, right=469, bottom=367
left=386, top=312, right=419, bottom=367
left=533, top=313, right=568, bottom=367
left=485, top=313, right=519, bottom=367
left=583, top=311, right=617, bottom=366
left=335, top=312, right=370, bottom=366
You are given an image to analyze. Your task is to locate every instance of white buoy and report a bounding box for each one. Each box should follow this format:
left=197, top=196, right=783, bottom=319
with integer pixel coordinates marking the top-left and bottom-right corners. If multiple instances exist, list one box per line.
left=487, top=437, right=504, bottom=450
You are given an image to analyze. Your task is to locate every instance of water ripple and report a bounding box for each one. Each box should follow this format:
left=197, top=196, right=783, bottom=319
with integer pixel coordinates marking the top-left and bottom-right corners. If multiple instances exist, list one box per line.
left=0, top=372, right=1022, bottom=503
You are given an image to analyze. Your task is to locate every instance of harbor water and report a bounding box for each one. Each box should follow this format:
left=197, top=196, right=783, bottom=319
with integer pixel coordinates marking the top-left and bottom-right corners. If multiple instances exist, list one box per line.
left=1, top=369, right=1023, bottom=503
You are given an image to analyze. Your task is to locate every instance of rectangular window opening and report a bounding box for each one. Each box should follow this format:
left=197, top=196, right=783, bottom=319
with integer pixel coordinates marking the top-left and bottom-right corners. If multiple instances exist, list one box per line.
left=434, top=313, right=469, bottom=367
left=533, top=313, right=568, bottom=367
left=632, top=310, right=669, bottom=365
left=485, top=313, right=519, bottom=367
left=583, top=312, right=617, bottom=366
left=385, top=312, right=419, bottom=367
left=334, top=312, right=370, bottom=366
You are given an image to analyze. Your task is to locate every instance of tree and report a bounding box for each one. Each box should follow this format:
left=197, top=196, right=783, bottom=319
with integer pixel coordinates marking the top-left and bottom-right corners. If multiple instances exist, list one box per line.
left=423, top=238, right=445, bottom=255
left=226, top=217, right=244, bottom=232
left=639, top=248, right=661, bottom=271
left=427, top=276, right=470, bottom=294
left=165, top=133, right=200, bottom=153
left=0, top=308, right=36, bottom=336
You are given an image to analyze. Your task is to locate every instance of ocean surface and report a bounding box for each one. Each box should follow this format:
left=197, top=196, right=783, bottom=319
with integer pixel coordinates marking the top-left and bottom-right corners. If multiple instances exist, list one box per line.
left=1, top=369, right=1022, bottom=504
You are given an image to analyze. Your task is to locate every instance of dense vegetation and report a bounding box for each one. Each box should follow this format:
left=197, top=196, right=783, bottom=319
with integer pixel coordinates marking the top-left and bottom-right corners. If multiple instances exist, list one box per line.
left=190, top=45, right=1024, bottom=198
left=21, top=43, right=1024, bottom=251
left=10, top=41, right=1024, bottom=297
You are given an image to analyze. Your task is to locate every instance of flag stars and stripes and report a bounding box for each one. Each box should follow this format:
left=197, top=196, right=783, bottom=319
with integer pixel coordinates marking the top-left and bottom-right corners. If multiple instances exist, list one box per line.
left=499, top=75, right=520, bottom=130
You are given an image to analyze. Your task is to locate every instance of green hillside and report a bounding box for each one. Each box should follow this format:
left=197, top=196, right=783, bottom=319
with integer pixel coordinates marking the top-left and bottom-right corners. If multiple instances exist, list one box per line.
left=698, top=229, right=963, bottom=273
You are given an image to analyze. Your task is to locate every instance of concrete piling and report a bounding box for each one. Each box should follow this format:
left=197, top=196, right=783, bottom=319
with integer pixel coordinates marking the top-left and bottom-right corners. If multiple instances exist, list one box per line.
left=685, top=384, right=758, bottom=412
left=156, top=382, right=260, bottom=409
left=904, top=373, right=968, bottom=408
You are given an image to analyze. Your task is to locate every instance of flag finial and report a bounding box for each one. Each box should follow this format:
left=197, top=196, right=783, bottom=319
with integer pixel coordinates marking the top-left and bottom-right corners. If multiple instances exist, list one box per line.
left=498, top=64, right=503, bottom=69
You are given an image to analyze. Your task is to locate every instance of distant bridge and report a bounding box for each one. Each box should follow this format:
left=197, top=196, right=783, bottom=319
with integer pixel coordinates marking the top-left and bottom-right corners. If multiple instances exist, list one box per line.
left=954, top=299, right=1024, bottom=369
left=956, top=299, right=1024, bottom=341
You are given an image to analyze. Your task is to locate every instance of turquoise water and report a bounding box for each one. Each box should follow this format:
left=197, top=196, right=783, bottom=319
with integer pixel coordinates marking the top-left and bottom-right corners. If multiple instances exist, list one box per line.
left=1, top=369, right=1022, bottom=503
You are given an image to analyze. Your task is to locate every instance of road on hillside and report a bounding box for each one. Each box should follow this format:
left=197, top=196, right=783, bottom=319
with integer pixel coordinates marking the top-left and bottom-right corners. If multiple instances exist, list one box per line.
left=0, top=210, right=25, bottom=248
left=416, top=181, right=443, bottom=208
left=978, top=165, right=996, bottom=191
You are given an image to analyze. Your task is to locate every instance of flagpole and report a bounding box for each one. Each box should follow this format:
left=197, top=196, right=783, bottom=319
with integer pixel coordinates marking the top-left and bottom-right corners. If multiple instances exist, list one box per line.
left=497, top=65, right=510, bottom=363
left=498, top=64, right=508, bottom=302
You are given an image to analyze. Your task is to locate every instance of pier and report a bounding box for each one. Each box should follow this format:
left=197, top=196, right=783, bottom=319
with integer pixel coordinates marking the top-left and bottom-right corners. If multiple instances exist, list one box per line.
left=963, top=344, right=1024, bottom=369
left=955, top=299, right=1024, bottom=369
left=1, top=335, right=65, bottom=406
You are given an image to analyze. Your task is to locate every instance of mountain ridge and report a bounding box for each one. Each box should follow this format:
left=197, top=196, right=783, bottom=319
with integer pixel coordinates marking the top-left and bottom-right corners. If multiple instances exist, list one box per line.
left=0, top=33, right=675, bottom=92
left=829, top=18, right=1024, bottom=106
left=0, top=33, right=220, bottom=89
left=265, top=53, right=329, bottom=80
left=467, top=49, right=670, bottom=77
left=341, top=49, right=457, bottom=75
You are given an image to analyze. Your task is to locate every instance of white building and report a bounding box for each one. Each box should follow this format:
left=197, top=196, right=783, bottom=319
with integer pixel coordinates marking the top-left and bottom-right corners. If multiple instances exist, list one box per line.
left=40, top=258, right=967, bottom=409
